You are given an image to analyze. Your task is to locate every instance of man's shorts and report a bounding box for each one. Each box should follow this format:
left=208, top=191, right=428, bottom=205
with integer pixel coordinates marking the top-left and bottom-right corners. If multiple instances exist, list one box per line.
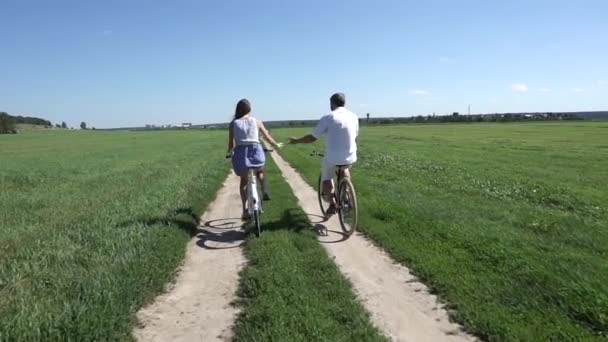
left=321, top=158, right=351, bottom=182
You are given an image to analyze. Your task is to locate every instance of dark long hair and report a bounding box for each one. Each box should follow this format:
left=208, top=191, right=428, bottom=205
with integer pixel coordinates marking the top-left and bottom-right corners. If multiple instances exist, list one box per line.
left=234, top=99, right=251, bottom=121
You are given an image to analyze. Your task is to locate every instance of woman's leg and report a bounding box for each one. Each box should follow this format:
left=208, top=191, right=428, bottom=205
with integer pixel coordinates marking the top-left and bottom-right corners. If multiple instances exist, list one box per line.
left=256, top=169, right=270, bottom=200
left=239, top=174, right=248, bottom=217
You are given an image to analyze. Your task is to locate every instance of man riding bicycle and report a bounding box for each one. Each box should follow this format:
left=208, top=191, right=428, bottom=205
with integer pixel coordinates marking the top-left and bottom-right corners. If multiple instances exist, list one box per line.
left=288, top=93, right=359, bottom=218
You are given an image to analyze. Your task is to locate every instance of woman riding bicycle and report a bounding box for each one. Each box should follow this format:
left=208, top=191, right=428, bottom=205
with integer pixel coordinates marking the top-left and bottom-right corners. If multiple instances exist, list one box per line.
left=227, top=99, right=282, bottom=220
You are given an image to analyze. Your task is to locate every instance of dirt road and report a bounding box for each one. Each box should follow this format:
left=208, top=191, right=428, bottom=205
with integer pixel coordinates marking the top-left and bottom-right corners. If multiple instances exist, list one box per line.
left=133, top=175, right=246, bottom=342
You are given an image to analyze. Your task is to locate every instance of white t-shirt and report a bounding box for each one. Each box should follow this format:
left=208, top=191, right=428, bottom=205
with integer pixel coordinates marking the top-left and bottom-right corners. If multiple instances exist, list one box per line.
left=312, top=107, right=359, bottom=165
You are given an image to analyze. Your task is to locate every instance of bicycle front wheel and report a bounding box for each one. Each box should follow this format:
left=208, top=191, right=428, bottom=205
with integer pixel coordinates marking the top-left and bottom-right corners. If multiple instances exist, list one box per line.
left=254, top=210, right=261, bottom=237
left=337, top=178, right=358, bottom=236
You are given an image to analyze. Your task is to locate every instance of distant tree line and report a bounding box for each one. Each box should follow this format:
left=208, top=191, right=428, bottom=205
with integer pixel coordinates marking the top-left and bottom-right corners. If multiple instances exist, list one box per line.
left=363, top=112, right=583, bottom=125
left=0, top=112, right=17, bottom=134
left=1, top=111, right=56, bottom=134
left=7, top=113, right=51, bottom=126
left=247, top=112, right=585, bottom=129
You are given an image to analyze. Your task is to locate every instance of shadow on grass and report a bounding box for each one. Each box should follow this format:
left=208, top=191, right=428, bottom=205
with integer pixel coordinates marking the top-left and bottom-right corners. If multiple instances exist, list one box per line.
left=119, top=206, right=348, bottom=249
left=191, top=209, right=313, bottom=250
left=261, top=208, right=311, bottom=233
left=118, top=207, right=199, bottom=236
left=262, top=208, right=349, bottom=243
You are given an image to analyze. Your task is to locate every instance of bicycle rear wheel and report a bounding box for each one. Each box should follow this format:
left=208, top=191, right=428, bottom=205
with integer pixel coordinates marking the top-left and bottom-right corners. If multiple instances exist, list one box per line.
left=337, top=178, right=358, bottom=236
left=254, top=210, right=261, bottom=237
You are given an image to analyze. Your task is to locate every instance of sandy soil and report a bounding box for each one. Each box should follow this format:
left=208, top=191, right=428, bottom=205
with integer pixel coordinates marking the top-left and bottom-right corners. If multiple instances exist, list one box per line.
left=271, top=151, right=477, bottom=342
left=133, top=174, right=246, bottom=342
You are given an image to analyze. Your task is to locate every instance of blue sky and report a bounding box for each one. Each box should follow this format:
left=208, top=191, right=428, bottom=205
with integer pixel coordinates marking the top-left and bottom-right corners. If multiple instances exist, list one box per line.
left=1, top=0, right=606, bottom=128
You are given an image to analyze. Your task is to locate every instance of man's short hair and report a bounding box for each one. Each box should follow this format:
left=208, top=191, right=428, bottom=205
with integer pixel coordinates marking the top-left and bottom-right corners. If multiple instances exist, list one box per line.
left=330, top=93, right=346, bottom=107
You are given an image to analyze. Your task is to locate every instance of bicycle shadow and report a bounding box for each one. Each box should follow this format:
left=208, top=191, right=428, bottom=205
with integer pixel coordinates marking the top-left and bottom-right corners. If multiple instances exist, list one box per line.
left=203, top=217, right=246, bottom=230
left=285, top=211, right=349, bottom=244
left=195, top=217, right=247, bottom=250
left=306, top=213, right=326, bottom=224
left=194, top=209, right=349, bottom=248
left=195, top=209, right=311, bottom=250
left=261, top=208, right=310, bottom=233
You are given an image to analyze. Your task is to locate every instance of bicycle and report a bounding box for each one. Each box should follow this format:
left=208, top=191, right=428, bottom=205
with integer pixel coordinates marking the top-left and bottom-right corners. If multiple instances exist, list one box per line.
left=226, top=154, right=264, bottom=237
left=246, top=167, right=264, bottom=237
left=310, top=150, right=359, bottom=236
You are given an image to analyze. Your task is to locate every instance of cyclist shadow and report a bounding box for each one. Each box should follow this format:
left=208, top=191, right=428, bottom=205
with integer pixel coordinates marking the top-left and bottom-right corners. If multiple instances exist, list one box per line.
left=117, top=207, right=200, bottom=236
left=261, top=208, right=310, bottom=233
left=195, top=218, right=247, bottom=250
left=304, top=212, right=349, bottom=243
left=264, top=209, right=349, bottom=244
left=312, top=223, right=349, bottom=244
left=194, top=209, right=349, bottom=247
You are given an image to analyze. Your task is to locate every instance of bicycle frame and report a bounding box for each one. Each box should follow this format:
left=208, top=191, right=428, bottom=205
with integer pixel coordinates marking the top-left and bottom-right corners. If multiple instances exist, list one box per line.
left=225, top=151, right=264, bottom=236
left=247, top=169, right=262, bottom=215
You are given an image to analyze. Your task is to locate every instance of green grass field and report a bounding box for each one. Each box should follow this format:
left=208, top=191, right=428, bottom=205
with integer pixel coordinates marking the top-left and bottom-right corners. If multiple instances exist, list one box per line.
left=0, top=131, right=229, bottom=340
left=1, top=130, right=385, bottom=341
left=3, top=122, right=607, bottom=341
left=274, top=122, right=608, bottom=341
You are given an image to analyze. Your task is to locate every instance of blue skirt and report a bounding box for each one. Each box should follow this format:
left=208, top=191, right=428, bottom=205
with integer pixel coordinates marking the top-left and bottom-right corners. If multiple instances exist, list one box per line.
left=232, top=144, right=265, bottom=176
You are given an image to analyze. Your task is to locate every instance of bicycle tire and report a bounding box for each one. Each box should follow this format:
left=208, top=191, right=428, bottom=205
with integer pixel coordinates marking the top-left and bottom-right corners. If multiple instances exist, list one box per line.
left=337, top=178, right=358, bottom=236
left=317, top=174, right=330, bottom=216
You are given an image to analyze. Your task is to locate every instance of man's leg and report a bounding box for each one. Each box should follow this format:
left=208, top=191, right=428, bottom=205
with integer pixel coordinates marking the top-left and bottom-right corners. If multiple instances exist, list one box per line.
left=322, top=180, right=334, bottom=202
left=321, top=159, right=337, bottom=217
left=340, top=166, right=351, bottom=180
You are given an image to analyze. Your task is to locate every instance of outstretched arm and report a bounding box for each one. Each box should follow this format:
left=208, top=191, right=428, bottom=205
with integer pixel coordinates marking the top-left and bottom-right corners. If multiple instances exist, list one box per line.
left=289, top=115, right=326, bottom=144
left=227, top=121, right=235, bottom=155
left=288, top=134, right=317, bottom=144
left=257, top=120, right=282, bottom=149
